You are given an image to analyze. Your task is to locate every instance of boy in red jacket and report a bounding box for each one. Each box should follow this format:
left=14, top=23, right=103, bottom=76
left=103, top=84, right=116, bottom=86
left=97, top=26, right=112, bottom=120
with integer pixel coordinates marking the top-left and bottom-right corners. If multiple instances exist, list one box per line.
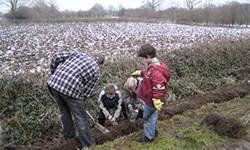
left=132, top=44, right=171, bottom=143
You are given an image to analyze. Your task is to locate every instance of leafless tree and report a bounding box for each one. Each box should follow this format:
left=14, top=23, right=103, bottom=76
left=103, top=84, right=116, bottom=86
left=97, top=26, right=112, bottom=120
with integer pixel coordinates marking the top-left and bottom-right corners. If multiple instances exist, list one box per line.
left=0, top=0, right=29, bottom=19
left=89, top=3, right=106, bottom=17
left=185, top=0, right=201, bottom=10
left=185, top=0, right=201, bottom=22
left=168, top=0, right=178, bottom=22
left=47, top=0, right=58, bottom=18
left=107, top=5, right=116, bottom=16
left=30, top=0, right=56, bottom=20
left=228, top=1, right=241, bottom=26
left=203, top=0, right=214, bottom=24
left=242, top=0, right=250, bottom=27
left=118, top=5, right=125, bottom=17
left=142, top=0, right=164, bottom=11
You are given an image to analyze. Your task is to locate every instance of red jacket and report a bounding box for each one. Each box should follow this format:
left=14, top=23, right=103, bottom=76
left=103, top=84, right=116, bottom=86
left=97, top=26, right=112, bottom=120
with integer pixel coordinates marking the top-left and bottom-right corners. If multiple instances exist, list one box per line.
left=136, top=60, right=170, bottom=105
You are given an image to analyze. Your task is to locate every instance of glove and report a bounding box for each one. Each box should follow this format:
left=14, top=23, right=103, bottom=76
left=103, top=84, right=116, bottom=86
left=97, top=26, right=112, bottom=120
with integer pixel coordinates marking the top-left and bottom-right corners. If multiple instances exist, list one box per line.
left=131, top=70, right=141, bottom=76
left=153, top=98, right=164, bottom=111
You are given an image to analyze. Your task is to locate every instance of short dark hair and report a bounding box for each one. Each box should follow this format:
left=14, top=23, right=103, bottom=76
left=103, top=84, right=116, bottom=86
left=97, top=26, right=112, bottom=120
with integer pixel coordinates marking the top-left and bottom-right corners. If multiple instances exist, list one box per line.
left=137, top=44, right=156, bottom=58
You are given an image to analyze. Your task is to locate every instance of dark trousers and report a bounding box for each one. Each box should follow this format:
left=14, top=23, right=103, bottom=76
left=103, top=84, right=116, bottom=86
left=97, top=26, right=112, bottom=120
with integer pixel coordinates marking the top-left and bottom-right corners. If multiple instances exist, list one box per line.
left=98, top=109, right=107, bottom=125
left=49, top=86, right=96, bottom=148
left=137, top=110, right=144, bottom=119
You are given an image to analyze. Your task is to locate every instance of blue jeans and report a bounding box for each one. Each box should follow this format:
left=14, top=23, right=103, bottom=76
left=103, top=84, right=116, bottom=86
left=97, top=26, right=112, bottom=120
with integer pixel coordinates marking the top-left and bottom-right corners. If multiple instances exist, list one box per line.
left=49, top=87, right=96, bottom=148
left=143, top=104, right=158, bottom=140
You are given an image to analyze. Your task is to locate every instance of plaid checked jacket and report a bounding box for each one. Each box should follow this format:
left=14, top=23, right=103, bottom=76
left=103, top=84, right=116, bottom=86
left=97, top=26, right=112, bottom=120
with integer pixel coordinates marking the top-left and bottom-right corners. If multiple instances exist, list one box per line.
left=47, top=51, right=100, bottom=100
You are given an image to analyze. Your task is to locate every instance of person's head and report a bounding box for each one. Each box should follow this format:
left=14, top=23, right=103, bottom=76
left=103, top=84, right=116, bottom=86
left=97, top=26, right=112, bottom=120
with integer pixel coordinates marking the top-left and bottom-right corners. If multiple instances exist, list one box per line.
left=124, top=77, right=137, bottom=92
left=137, top=44, right=157, bottom=64
left=93, top=54, right=105, bottom=66
left=104, top=83, right=116, bottom=99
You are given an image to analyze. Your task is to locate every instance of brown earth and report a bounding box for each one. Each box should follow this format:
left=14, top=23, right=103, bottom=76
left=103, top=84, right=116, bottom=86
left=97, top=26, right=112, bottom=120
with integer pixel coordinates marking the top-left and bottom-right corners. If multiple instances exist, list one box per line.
left=14, top=82, right=250, bottom=150
left=202, top=113, right=246, bottom=138
left=212, top=139, right=250, bottom=150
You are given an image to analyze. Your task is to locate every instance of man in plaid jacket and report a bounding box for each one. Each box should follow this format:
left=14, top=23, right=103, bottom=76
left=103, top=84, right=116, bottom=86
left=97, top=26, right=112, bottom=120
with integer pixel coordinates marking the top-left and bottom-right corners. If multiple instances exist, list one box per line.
left=47, top=51, right=104, bottom=149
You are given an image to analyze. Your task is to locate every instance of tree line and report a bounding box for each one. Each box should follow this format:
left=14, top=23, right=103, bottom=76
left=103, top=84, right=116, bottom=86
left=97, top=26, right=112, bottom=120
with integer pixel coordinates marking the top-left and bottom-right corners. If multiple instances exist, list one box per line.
left=0, top=0, right=250, bottom=26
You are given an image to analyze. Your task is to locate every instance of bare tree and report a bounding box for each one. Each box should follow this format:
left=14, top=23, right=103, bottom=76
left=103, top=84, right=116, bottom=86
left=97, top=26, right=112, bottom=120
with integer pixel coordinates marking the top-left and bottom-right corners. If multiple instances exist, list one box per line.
left=185, top=0, right=201, bottom=10
left=203, top=0, right=214, bottom=24
left=89, top=3, right=106, bottom=17
left=107, top=5, right=116, bottom=16
left=47, top=0, right=58, bottom=18
left=168, top=0, right=178, bottom=22
left=244, top=0, right=250, bottom=27
left=228, top=1, right=241, bottom=26
left=142, top=0, right=164, bottom=11
left=0, top=0, right=29, bottom=19
left=118, top=4, right=125, bottom=17
left=185, top=0, right=201, bottom=22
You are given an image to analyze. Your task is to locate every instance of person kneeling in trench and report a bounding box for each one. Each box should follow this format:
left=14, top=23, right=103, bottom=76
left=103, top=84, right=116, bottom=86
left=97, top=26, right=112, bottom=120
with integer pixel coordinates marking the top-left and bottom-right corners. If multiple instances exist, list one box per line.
left=98, top=83, right=128, bottom=126
left=123, top=77, right=144, bottom=122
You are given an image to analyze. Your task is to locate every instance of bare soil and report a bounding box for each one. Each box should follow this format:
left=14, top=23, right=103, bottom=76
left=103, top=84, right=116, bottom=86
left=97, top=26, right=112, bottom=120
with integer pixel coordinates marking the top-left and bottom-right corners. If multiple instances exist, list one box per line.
left=202, top=112, right=246, bottom=138
left=212, top=139, right=250, bottom=150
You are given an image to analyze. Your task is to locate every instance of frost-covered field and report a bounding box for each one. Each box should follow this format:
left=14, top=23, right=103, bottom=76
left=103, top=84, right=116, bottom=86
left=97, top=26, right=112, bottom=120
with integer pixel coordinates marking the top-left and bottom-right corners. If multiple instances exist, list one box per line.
left=0, top=22, right=250, bottom=76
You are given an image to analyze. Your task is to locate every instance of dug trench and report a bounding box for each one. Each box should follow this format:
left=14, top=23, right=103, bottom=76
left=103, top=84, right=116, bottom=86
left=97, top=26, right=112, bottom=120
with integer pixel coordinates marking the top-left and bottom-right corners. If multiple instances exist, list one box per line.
left=21, top=82, right=250, bottom=150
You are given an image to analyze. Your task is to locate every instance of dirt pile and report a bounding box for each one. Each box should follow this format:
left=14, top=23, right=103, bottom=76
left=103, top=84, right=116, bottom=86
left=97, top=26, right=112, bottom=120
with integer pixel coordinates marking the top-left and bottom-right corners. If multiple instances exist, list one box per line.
left=160, top=82, right=250, bottom=118
left=202, top=113, right=246, bottom=138
left=92, top=120, right=143, bottom=144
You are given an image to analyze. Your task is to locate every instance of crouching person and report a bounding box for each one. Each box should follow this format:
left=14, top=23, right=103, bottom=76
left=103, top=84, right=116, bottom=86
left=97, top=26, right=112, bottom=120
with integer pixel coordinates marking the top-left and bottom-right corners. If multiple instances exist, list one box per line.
left=98, top=83, right=128, bottom=126
left=123, top=77, right=144, bottom=122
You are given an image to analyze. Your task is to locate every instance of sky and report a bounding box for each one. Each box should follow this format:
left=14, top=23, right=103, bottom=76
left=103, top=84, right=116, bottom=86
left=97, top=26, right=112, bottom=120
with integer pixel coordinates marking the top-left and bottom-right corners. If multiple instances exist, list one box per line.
left=56, top=0, right=142, bottom=11
left=54, top=0, right=249, bottom=11
left=0, top=0, right=249, bottom=13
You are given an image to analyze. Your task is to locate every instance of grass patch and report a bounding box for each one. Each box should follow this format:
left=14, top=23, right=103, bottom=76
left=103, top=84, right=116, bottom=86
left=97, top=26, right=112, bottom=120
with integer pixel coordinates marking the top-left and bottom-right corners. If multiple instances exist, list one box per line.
left=177, top=126, right=226, bottom=149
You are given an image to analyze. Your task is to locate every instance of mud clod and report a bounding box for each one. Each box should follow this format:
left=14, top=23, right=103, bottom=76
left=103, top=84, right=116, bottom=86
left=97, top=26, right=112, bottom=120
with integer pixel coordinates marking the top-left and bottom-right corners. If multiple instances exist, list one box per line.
left=202, top=113, right=247, bottom=138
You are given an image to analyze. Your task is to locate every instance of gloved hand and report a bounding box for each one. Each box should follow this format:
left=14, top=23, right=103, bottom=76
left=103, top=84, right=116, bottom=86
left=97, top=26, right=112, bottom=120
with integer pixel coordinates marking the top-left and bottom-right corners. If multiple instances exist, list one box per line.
left=131, top=70, right=141, bottom=76
left=153, top=98, right=164, bottom=111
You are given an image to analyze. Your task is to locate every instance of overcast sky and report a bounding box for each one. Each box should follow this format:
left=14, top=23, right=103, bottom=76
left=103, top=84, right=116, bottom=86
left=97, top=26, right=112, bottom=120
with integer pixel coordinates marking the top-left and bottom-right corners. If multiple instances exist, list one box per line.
left=55, top=0, right=248, bottom=11
left=56, top=0, right=141, bottom=11
left=0, top=0, right=249, bottom=13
